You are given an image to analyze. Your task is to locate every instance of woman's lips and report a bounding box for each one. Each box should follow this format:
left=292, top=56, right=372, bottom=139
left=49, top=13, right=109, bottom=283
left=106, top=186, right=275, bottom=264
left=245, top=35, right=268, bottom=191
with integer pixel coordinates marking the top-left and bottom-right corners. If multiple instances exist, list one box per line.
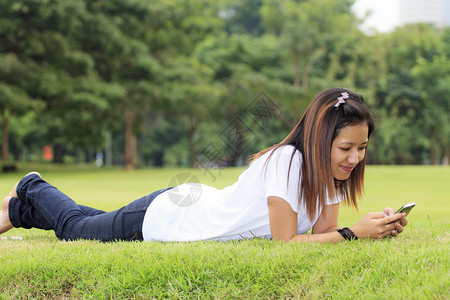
left=340, top=166, right=354, bottom=172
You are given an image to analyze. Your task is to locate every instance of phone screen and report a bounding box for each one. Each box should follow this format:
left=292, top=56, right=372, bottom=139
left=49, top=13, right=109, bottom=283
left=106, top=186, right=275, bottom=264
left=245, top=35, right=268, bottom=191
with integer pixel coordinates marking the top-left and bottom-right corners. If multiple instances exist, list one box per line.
left=395, top=202, right=416, bottom=214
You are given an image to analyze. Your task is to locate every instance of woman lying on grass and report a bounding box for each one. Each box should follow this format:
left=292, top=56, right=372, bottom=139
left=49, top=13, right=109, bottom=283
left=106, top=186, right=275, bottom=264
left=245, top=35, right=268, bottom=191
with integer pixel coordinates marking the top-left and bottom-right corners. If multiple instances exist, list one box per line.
left=0, top=88, right=408, bottom=243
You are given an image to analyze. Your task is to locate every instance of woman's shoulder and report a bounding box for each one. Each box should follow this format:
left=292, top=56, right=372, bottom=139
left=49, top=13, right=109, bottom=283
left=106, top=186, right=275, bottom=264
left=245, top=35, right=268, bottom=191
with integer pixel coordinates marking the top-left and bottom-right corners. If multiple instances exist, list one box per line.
left=249, top=145, right=302, bottom=170
left=259, top=145, right=302, bottom=169
left=270, top=145, right=302, bottom=160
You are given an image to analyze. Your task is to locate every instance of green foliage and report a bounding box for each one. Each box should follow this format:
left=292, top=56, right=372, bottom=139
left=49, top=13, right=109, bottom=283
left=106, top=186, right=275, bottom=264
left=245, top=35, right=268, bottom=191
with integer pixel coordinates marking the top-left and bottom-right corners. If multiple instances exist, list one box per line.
left=412, top=56, right=450, bottom=162
left=0, top=0, right=449, bottom=166
left=224, top=0, right=265, bottom=36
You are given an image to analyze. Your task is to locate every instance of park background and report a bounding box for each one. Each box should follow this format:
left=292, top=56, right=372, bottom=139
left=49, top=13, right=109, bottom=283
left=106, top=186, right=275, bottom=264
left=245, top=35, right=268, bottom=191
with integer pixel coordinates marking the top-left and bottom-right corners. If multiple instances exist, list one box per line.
left=1, top=0, right=449, bottom=171
left=0, top=0, right=449, bottom=298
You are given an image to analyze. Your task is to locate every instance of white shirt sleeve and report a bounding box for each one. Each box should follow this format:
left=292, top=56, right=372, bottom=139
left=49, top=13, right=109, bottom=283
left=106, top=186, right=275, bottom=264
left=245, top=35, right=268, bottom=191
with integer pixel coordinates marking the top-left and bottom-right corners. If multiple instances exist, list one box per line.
left=264, top=147, right=302, bottom=213
left=325, top=192, right=344, bottom=205
left=263, top=146, right=344, bottom=213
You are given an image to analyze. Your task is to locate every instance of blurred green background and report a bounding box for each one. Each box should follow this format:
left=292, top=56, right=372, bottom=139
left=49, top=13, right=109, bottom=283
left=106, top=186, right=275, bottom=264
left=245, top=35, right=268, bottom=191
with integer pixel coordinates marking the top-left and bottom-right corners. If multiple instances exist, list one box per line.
left=1, top=0, right=448, bottom=172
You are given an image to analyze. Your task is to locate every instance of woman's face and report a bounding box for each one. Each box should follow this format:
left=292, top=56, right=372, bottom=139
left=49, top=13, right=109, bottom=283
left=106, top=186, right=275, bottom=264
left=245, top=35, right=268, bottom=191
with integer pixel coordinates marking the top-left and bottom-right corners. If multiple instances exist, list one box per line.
left=331, top=123, right=369, bottom=180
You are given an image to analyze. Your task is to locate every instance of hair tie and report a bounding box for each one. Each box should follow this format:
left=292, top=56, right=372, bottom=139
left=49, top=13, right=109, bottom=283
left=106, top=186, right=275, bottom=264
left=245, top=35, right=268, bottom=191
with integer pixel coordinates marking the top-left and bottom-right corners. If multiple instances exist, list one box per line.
left=334, top=92, right=349, bottom=109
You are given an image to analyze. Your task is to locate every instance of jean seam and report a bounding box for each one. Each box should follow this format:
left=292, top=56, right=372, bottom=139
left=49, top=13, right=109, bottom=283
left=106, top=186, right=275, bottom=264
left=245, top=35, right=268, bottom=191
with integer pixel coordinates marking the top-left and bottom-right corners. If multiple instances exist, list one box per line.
left=32, top=187, right=59, bottom=230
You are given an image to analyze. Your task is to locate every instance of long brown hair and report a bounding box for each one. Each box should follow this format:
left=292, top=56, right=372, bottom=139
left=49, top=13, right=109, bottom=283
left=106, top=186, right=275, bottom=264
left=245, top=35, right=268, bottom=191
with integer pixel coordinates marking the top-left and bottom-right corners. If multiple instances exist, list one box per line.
left=250, top=88, right=374, bottom=221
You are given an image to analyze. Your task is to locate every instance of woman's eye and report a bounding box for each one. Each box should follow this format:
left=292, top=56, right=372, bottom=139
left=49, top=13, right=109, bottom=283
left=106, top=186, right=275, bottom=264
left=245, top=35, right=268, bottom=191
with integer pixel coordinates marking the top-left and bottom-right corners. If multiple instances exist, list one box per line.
left=340, top=148, right=350, bottom=151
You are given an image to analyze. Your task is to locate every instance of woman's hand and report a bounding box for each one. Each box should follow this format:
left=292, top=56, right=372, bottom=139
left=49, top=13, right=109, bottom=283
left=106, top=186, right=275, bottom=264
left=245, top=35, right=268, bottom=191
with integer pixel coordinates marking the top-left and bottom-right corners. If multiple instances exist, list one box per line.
left=350, top=209, right=408, bottom=239
left=382, top=207, right=409, bottom=237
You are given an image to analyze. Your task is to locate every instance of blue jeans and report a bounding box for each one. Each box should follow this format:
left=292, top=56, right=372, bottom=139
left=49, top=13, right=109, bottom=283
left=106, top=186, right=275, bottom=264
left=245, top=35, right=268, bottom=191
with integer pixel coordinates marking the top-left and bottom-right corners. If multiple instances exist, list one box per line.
left=8, top=173, right=171, bottom=241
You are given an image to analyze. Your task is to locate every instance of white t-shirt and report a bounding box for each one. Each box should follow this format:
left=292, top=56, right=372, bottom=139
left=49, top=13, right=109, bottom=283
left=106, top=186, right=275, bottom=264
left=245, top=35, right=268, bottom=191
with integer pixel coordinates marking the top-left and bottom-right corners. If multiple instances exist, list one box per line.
left=142, top=145, right=343, bottom=242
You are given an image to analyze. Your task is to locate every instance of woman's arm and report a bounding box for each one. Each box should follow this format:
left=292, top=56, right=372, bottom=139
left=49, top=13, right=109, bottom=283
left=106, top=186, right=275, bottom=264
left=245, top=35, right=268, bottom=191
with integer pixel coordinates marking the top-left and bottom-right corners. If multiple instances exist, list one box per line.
left=268, top=196, right=408, bottom=243
left=311, top=203, right=340, bottom=234
left=268, top=196, right=344, bottom=242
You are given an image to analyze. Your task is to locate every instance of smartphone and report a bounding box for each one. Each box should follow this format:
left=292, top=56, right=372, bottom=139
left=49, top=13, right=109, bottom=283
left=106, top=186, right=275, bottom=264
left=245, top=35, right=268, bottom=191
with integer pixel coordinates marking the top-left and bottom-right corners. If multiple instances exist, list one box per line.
left=387, top=202, right=415, bottom=224
left=394, top=202, right=416, bottom=214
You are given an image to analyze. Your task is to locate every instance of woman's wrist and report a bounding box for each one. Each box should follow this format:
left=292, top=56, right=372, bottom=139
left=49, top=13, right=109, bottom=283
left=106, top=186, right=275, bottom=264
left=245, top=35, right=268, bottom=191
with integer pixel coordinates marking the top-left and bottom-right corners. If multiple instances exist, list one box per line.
left=337, top=227, right=358, bottom=240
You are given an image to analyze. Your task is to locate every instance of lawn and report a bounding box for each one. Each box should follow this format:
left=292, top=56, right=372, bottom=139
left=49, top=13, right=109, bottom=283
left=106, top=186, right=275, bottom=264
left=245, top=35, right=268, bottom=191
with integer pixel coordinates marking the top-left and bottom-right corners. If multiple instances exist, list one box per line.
left=0, top=165, right=448, bottom=299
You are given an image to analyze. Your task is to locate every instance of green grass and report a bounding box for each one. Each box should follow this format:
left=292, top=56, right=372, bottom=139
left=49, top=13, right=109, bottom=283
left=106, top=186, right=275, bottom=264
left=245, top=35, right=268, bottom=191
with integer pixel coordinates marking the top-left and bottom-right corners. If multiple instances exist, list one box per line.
left=0, top=165, right=449, bottom=299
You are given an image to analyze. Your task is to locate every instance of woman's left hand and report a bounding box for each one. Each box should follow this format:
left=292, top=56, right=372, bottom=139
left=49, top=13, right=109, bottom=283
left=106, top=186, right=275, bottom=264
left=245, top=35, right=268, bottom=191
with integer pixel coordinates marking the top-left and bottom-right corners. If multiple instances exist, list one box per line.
left=382, top=207, right=409, bottom=237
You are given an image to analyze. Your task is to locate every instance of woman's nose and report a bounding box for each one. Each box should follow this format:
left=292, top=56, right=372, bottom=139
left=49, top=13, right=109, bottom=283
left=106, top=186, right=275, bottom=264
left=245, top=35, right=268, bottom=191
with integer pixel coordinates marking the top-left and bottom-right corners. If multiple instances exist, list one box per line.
left=348, top=150, right=359, bottom=164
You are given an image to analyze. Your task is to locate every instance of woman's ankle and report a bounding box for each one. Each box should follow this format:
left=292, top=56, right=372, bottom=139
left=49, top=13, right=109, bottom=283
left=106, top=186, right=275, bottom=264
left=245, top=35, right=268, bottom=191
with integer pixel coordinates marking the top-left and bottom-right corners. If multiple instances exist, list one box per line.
left=0, top=196, right=13, bottom=234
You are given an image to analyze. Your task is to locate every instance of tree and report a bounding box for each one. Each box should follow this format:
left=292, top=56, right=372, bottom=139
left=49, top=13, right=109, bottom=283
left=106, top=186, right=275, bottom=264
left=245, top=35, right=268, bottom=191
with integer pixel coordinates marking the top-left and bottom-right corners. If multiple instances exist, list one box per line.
left=412, top=56, right=450, bottom=164
left=2, top=0, right=448, bottom=168
left=0, top=0, right=122, bottom=164
left=86, top=0, right=225, bottom=170
left=195, top=33, right=302, bottom=165
left=0, top=54, right=42, bottom=164
left=370, top=24, right=447, bottom=164
left=223, top=0, right=265, bottom=36
left=261, top=0, right=356, bottom=88
left=163, top=57, right=223, bottom=167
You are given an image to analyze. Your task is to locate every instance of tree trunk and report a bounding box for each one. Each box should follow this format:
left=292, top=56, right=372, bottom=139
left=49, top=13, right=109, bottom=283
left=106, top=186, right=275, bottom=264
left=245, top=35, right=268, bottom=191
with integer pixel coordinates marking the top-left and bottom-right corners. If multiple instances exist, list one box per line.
left=293, top=60, right=300, bottom=87
left=52, top=144, right=65, bottom=163
left=124, top=107, right=136, bottom=171
left=84, top=149, right=91, bottom=163
left=105, top=131, right=113, bottom=166
left=302, top=57, right=314, bottom=88
left=188, top=128, right=195, bottom=168
left=154, top=151, right=164, bottom=167
left=430, top=136, right=438, bottom=165
left=1, top=116, right=10, bottom=161
left=302, top=47, right=325, bottom=88
left=188, top=114, right=197, bottom=168
left=301, top=62, right=311, bottom=89
left=445, top=146, right=449, bottom=166
left=234, top=118, right=243, bottom=166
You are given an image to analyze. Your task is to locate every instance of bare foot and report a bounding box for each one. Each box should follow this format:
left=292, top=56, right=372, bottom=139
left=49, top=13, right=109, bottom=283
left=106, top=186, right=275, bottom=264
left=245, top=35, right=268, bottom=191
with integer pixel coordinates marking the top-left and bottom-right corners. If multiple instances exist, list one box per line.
left=0, top=196, right=13, bottom=235
left=2, top=172, right=41, bottom=235
left=9, top=171, right=41, bottom=198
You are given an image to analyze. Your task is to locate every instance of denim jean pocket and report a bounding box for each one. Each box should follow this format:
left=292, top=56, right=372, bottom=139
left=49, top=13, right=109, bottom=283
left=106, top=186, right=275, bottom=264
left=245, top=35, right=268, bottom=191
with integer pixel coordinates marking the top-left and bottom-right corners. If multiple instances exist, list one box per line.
left=123, top=188, right=172, bottom=214
left=123, top=195, right=151, bottom=214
